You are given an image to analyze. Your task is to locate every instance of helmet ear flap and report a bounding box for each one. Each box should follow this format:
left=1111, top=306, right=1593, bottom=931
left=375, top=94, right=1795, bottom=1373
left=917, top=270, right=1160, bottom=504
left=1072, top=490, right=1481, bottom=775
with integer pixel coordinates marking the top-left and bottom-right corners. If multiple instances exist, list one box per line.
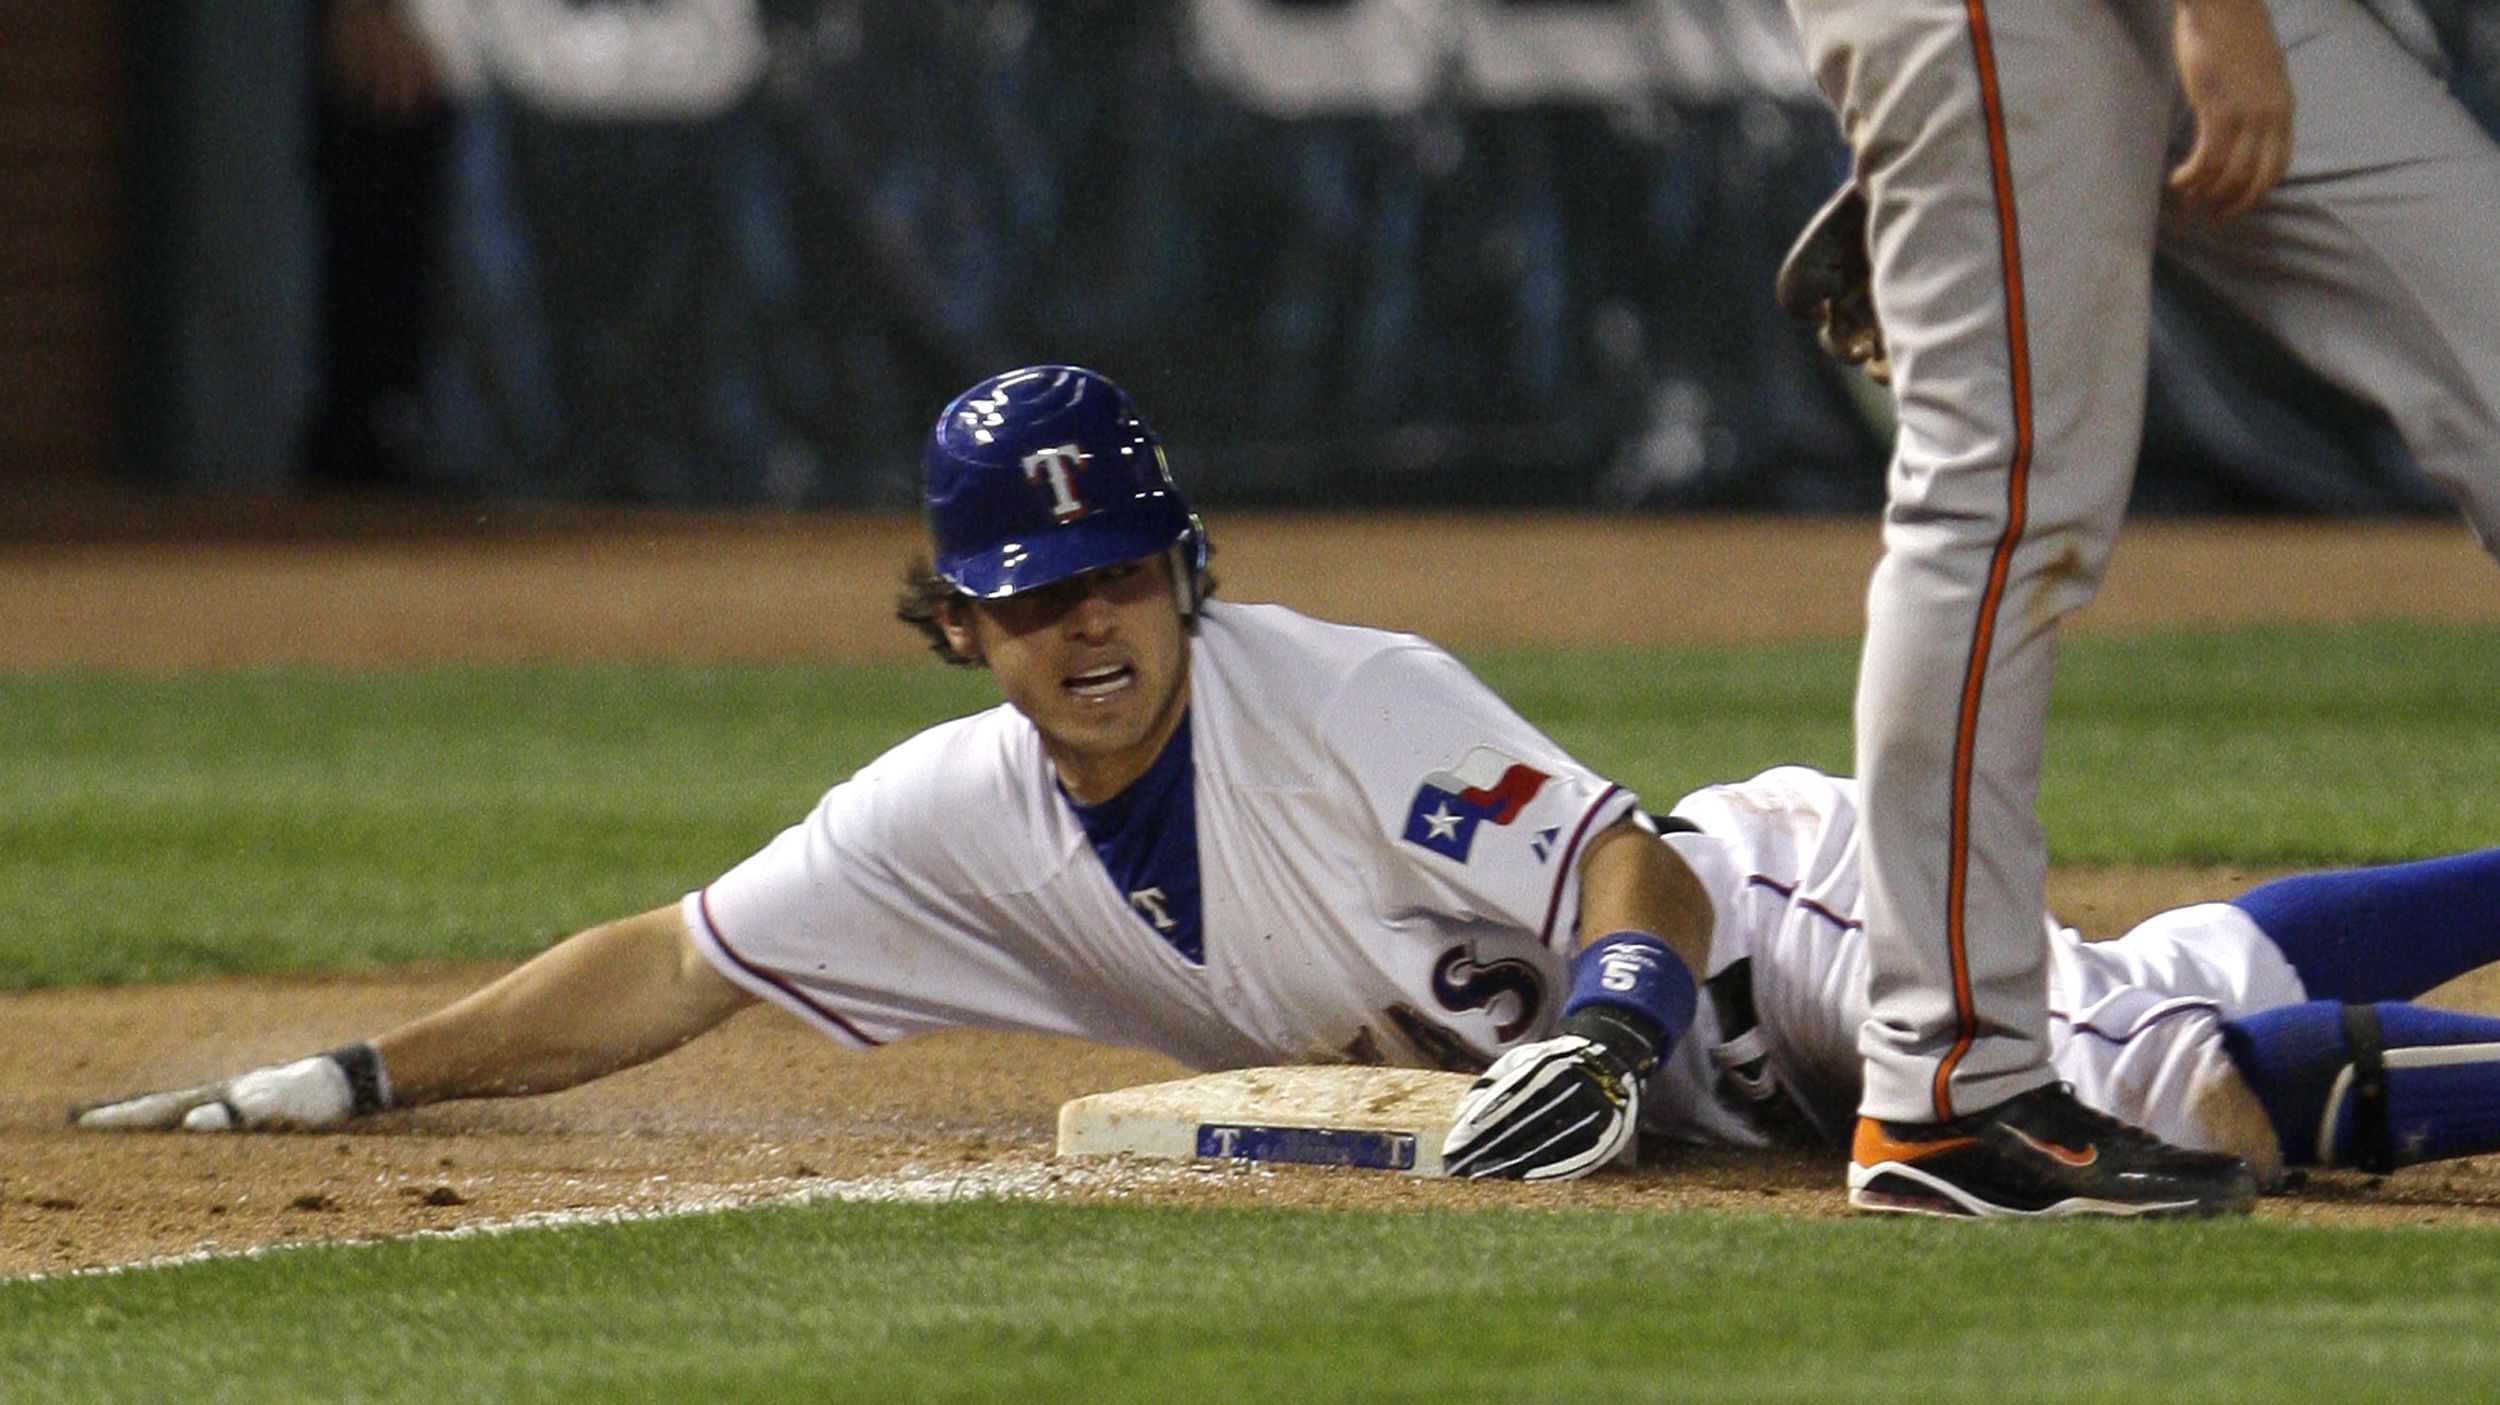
left=1169, top=508, right=1211, bottom=621
left=1169, top=542, right=1200, bottom=621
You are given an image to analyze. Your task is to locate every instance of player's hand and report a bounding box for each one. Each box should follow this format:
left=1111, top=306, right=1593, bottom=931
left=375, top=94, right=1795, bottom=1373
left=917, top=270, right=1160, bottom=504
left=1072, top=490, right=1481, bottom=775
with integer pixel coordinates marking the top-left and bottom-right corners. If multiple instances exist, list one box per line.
left=1439, top=1035, right=1640, bottom=1181
left=2169, top=0, right=2294, bottom=221
left=71, top=1043, right=392, bottom=1132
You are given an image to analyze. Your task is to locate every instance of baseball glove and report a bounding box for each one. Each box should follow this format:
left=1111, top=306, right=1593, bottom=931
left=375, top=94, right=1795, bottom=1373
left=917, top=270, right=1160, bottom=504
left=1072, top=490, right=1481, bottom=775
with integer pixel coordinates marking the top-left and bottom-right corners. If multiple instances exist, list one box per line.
left=1775, top=181, right=1889, bottom=384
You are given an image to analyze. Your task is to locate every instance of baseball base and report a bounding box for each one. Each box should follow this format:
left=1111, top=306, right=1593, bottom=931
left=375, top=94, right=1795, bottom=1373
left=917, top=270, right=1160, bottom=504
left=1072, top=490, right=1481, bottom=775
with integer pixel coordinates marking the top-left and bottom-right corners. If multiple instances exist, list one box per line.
left=1056, top=1066, right=1476, bottom=1177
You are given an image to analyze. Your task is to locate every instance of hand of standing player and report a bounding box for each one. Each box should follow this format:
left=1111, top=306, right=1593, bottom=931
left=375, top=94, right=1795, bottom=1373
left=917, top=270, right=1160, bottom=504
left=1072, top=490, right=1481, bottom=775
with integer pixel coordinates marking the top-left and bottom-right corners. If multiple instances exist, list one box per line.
left=2170, top=0, right=2295, bottom=220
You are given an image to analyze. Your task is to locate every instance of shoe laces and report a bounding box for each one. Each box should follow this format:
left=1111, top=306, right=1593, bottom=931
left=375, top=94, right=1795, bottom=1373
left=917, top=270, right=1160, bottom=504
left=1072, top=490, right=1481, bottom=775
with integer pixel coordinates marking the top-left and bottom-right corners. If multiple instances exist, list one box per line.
left=2015, top=1082, right=2166, bottom=1151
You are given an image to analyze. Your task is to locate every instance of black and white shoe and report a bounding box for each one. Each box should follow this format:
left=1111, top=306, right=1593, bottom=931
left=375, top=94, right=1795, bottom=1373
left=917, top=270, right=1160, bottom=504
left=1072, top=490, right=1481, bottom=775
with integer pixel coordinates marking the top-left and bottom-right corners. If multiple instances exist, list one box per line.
left=1848, top=1082, right=2258, bottom=1219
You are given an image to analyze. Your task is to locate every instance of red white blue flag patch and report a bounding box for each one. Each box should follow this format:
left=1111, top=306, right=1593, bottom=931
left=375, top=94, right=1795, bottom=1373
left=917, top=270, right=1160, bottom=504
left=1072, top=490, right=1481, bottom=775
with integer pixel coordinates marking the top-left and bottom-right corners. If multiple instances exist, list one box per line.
left=1402, top=747, right=1552, bottom=863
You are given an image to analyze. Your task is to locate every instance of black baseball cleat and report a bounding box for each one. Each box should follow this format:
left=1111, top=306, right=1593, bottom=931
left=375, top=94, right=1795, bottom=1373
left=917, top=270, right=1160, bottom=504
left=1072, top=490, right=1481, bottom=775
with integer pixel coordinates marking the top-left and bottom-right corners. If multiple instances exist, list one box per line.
left=1848, top=1082, right=2258, bottom=1219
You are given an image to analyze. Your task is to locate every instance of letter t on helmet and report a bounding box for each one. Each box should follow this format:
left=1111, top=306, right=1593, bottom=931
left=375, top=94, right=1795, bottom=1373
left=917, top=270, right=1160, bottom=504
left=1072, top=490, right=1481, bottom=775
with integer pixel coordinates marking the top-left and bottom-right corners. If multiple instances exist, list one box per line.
left=921, top=365, right=1209, bottom=606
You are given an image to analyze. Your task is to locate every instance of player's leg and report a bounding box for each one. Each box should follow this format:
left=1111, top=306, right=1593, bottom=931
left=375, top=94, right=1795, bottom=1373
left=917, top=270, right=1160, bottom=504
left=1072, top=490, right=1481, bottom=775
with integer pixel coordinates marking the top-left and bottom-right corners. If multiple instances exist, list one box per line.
left=2058, top=878, right=2500, bottom=1180
left=2038, top=988, right=2500, bottom=1185
left=1793, top=0, right=2176, bottom=1128
left=2043, top=989, right=2289, bottom=1189
left=2231, top=849, right=2500, bottom=1003
left=2223, top=1001, right=2500, bottom=1174
left=2158, top=0, right=2500, bottom=550
left=1784, top=0, right=2254, bottom=1215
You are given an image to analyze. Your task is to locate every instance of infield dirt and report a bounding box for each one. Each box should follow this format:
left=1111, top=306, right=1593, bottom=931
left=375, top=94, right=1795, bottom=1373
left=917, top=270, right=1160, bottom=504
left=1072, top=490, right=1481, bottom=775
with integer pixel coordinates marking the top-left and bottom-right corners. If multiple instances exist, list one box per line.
left=7, top=509, right=2500, bottom=1276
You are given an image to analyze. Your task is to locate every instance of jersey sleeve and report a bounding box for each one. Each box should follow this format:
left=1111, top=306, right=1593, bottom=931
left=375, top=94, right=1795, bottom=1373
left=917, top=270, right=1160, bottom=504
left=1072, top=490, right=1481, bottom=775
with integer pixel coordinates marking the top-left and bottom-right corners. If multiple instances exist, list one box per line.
left=681, top=719, right=1095, bottom=1049
left=684, top=821, right=894, bottom=1049
left=1317, top=641, right=1642, bottom=952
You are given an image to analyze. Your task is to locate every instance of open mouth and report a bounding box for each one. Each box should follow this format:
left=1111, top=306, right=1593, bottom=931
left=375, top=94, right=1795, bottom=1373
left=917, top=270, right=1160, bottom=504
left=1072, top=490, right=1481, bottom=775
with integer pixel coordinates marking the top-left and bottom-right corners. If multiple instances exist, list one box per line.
left=1065, top=663, right=1135, bottom=700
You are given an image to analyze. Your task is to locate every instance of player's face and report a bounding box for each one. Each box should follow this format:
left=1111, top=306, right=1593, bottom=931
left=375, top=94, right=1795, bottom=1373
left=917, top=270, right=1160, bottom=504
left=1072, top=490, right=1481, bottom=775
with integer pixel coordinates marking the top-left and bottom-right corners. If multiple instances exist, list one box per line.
left=948, top=553, right=1190, bottom=805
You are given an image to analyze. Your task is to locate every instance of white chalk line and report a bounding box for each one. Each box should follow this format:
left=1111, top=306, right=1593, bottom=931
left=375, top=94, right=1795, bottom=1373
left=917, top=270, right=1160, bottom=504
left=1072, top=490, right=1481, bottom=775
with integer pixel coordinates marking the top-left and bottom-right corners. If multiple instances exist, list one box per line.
left=6, top=1155, right=1272, bottom=1286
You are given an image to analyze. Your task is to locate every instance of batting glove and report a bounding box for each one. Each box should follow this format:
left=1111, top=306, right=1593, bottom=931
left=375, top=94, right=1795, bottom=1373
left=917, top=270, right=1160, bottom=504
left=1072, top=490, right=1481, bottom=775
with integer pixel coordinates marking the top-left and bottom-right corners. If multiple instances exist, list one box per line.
left=71, top=1042, right=392, bottom=1132
left=1440, top=1025, right=1643, bottom=1181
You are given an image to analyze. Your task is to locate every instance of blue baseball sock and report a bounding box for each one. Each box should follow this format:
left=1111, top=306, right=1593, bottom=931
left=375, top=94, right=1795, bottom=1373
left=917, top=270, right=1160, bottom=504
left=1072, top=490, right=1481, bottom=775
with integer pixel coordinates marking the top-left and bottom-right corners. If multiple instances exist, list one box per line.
left=2230, top=848, right=2500, bottom=1002
left=2222, top=1001, right=2500, bottom=1170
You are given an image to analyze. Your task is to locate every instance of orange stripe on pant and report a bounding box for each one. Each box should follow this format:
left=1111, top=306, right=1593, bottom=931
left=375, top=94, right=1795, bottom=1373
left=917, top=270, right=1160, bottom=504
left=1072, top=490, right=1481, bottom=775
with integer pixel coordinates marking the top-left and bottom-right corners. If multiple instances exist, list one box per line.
left=1932, top=0, right=2035, bottom=1124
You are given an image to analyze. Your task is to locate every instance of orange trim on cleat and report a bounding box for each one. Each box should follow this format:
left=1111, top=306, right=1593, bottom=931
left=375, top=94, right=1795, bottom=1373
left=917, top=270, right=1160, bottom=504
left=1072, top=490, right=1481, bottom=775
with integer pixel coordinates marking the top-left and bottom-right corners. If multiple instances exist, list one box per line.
left=1851, top=1115, right=1976, bottom=1167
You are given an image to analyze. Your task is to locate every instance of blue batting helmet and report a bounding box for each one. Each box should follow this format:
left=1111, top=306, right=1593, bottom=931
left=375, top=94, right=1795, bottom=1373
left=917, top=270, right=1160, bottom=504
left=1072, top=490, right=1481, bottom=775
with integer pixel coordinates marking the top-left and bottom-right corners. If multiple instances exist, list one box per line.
left=922, top=366, right=1207, bottom=600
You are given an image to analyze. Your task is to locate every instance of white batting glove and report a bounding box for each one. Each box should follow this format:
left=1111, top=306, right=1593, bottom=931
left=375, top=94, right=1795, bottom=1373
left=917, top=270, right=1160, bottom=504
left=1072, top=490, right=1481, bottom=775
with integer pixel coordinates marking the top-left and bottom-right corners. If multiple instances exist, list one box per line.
left=1439, top=1034, right=1640, bottom=1181
left=72, top=1042, right=393, bottom=1132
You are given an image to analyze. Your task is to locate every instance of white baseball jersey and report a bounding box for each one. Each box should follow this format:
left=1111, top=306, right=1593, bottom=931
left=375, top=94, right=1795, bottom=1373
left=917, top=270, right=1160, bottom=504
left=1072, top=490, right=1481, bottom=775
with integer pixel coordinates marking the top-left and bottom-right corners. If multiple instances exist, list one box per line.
left=684, top=600, right=1648, bottom=1078
left=1660, top=765, right=2309, bottom=1154
left=682, top=597, right=2309, bottom=1157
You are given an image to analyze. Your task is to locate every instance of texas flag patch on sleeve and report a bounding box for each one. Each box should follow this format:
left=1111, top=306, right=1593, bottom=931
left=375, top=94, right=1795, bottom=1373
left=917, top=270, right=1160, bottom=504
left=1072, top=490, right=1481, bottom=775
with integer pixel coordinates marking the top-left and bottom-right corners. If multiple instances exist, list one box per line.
left=1401, top=747, right=1552, bottom=863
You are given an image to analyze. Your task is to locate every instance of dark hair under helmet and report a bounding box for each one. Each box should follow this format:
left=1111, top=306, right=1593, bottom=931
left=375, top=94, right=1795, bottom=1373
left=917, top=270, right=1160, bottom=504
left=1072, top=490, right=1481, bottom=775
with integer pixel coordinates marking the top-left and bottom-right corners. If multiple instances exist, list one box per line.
left=921, top=365, right=1207, bottom=599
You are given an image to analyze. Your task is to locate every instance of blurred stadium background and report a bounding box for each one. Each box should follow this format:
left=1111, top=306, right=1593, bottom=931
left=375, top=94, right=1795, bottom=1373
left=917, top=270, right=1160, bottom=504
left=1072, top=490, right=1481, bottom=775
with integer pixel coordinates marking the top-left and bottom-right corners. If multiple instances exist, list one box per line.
left=9, top=0, right=2499, bottom=521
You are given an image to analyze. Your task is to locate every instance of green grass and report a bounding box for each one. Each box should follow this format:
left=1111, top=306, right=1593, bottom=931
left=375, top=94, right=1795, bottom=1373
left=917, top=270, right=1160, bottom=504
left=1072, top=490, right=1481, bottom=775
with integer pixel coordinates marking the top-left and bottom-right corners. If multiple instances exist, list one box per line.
left=8, top=1200, right=2500, bottom=1402
left=4, top=622, right=2495, bottom=988
left=0, top=662, right=992, bottom=987
left=2041, top=624, right=2500, bottom=862
left=1479, top=621, right=2500, bottom=866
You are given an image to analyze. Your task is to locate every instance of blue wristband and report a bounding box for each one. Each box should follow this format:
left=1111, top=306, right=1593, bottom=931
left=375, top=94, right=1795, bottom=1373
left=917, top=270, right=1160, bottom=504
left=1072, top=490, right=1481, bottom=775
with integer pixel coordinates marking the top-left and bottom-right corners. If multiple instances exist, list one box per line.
left=1564, top=930, right=1698, bottom=1056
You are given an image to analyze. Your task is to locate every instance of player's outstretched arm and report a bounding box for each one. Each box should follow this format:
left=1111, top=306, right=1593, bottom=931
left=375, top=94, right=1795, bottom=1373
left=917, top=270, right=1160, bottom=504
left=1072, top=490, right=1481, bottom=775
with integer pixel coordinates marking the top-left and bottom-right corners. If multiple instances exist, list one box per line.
left=372, top=903, right=755, bottom=1105
left=73, top=905, right=755, bottom=1132
left=1442, top=817, right=1712, bottom=1180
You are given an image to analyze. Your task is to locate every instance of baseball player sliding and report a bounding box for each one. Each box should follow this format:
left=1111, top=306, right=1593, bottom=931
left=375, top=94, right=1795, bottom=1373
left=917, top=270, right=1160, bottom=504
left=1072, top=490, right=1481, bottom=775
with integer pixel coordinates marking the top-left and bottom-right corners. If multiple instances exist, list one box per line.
left=1773, top=0, right=2500, bottom=1217
left=75, top=369, right=2500, bottom=1213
